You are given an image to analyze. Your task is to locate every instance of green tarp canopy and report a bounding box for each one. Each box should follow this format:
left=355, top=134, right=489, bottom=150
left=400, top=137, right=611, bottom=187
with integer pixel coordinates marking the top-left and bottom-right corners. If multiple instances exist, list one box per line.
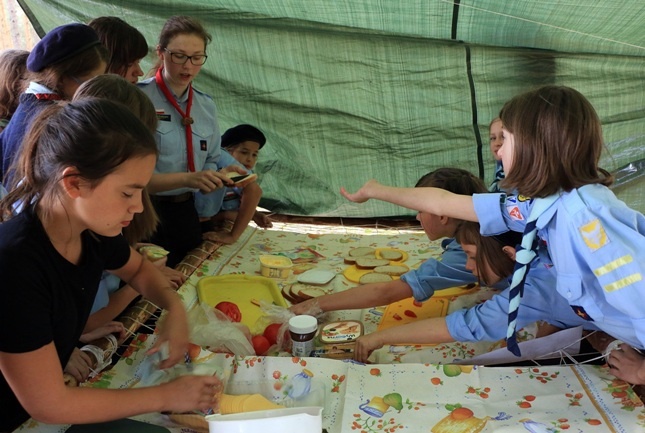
left=17, top=0, right=645, bottom=216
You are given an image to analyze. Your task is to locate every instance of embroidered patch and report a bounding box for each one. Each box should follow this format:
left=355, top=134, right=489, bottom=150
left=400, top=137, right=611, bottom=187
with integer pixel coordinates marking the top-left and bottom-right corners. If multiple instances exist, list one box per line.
left=200, top=140, right=207, bottom=151
left=508, top=206, right=524, bottom=221
left=579, top=219, right=609, bottom=251
left=570, top=305, right=593, bottom=321
left=505, top=196, right=517, bottom=205
left=157, top=114, right=171, bottom=122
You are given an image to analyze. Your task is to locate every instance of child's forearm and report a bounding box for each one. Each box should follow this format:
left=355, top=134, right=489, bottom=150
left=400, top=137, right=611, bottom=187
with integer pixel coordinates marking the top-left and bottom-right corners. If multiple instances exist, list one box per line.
left=229, top=183, right=262, bottom=239
left=354, top=318, right=453, bottom=362
left=342, top=181, right=478, bottom=221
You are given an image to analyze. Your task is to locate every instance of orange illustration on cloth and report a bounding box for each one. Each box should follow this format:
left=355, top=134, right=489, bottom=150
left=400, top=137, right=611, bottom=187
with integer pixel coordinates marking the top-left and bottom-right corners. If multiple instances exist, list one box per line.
left=431, top=407, right=490, bottom=433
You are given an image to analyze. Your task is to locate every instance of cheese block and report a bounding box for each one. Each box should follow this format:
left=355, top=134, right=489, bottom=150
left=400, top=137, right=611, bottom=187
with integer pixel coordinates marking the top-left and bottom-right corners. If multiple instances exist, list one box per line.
left=373, top=265, right=409, bottom=276
left=355, top=257, right=390, bottom=269
left=348, top=247, right=376, bottom=257
left=359, top=272, right=393, bottom=284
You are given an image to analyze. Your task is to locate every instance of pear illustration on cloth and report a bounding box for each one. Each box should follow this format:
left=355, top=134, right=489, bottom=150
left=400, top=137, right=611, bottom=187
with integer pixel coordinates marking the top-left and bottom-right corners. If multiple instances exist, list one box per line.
left=383, top=393, right=403, bottom=411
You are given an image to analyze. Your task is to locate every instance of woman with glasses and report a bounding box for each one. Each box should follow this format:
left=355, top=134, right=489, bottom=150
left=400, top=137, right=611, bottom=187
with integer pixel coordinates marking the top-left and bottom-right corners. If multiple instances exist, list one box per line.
left=138, top=16, right=260, bottom=267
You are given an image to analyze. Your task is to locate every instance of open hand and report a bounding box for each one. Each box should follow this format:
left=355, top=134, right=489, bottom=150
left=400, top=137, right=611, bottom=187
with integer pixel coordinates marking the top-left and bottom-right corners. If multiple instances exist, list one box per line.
left=340, top=179, right=381, bottom=203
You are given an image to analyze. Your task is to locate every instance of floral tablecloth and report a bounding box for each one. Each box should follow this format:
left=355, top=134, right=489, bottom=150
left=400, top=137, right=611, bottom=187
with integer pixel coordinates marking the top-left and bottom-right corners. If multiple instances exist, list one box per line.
left=17, top=223, right=645, bottom=432
left=19, top=336, right=645, bottom=433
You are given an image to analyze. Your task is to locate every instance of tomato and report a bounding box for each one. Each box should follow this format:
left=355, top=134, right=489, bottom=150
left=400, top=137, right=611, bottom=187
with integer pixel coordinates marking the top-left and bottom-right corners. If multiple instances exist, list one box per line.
left=215, top=301, right=242, bottom=322
left=263, top=323, right=283, bottom=345
left=251, top=335, right=271, bottom=356
left=187, top=342, right=201, bottom=361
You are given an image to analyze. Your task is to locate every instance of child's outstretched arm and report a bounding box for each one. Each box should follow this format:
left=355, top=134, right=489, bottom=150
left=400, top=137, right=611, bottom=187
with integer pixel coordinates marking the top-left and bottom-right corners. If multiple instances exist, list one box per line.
left=340, top=179, right=479, bottom=222
left=354, top=317, right=453, bottom=363
left=290, top=279, right=413, bottom=315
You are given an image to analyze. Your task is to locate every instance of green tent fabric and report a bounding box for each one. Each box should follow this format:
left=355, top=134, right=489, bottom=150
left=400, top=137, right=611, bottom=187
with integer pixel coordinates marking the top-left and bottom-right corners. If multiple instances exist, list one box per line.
left=18, top=0, right=645, bottom=216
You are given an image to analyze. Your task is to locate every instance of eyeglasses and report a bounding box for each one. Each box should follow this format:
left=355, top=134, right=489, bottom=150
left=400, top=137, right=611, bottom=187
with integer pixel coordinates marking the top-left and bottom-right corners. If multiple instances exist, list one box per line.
left=164, top=48, right=208, bottom=66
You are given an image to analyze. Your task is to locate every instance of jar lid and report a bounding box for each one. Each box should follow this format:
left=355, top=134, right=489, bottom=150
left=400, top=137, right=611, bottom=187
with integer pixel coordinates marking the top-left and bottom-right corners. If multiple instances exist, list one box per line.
left=289, top=315, right=318, bottom=334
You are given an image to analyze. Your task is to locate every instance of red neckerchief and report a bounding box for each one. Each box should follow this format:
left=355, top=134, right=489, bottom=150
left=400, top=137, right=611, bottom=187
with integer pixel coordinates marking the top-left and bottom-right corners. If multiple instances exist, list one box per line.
left=34, top=93, right=62, bottom=101
left=155, top=67, right=196, bottom=172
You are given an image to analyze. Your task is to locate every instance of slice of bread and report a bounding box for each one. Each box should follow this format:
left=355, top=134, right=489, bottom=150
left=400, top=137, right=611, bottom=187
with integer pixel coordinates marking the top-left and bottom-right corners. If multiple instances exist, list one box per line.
left=373, top=265, right=408, bottom=276
left=344, top=256, right=358, bottom=265
left=296, top=286, right=327, bottom=300
left=348, top=247, right=376, bottom=257
left=359, top=272, right=393, bottom=284
left=281, top=285, right=301, bottom=304
left=379, top=249, right=403, bottom=261
left=355, top=257, right=390, bottom=269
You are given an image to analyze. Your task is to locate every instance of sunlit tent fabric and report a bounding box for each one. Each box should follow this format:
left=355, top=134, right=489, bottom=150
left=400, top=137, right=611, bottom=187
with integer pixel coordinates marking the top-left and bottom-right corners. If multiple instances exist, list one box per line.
left=17, top=0, right=645, bottom=216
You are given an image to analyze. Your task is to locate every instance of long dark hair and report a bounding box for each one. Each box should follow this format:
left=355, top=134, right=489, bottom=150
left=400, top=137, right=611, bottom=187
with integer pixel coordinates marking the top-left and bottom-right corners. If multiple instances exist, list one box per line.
left=88, top=17, right=149, bottom=77
left=1, top=98, right=158, bottom=221
left=455, top=221, right=518, bottom=286
left=72, top=75, right=160, bottom=243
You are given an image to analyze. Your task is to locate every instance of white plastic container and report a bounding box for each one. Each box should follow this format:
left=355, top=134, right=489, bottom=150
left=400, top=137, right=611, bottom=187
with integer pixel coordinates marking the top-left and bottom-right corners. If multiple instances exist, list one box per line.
left=206, top=406, right=323, bottom=433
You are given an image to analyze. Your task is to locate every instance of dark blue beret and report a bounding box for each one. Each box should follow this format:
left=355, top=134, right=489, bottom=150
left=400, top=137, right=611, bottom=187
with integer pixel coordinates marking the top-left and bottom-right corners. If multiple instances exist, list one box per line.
left=221, top=124, right=266, bottom=149
left=27, top=23, right=101, bottom=72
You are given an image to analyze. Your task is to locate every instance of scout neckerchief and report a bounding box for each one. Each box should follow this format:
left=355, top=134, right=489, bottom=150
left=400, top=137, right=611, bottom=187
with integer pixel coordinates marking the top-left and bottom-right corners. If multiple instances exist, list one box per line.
left=26, top=82, right=62, bottom=101
left=155, top=67, right=196, bottom=172
left=34, top=94, right=62, bottom=101
left=505, top=194, right=559, bottom=356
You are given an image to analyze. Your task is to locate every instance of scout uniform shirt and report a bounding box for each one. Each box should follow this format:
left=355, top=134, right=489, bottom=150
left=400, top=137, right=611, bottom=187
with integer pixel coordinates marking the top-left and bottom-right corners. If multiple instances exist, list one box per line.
left=138, top=76, right=222, bottom=196
left=473, top=185, right=645, bottom=349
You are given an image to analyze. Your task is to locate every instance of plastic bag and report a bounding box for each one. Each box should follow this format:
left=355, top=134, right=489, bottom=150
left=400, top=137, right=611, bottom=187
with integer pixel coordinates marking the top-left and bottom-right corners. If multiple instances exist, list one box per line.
left=252, top=300, right=298, bottom=353
left=188, top=302, right=255, bottom=356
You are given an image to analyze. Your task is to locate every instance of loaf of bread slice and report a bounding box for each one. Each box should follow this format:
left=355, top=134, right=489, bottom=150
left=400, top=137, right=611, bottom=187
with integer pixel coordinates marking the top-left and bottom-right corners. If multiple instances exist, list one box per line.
left=355, top=257, right=390, bottom=269
left=344, top=256, right=358, bottom=265
left=348, top=247, right=376, bottom=257
left=373, top=265, right=408, bottom=276
left=296, top=285, right=327, bottom=300
left=359, top=272, right=393, bottom=284
left=378, top=249, right=403, bottom=261
left=281, top=285, right=302, bottom=304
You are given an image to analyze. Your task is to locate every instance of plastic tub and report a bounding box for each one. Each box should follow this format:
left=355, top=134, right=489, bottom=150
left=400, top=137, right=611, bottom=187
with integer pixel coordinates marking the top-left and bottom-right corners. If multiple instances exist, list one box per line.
left=206, top=406, right=322, bottom=433
left=259, top=255, right=293, bottom=279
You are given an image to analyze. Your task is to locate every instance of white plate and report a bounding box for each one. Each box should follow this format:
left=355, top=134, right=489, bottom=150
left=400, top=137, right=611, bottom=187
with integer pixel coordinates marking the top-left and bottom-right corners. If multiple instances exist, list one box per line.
left=297, top=269, right=336, bottom=285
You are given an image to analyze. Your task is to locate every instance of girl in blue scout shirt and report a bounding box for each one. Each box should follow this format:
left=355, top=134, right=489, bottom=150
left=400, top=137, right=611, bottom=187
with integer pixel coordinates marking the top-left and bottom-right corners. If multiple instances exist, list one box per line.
left=0, top=23, right=108, bottom=182
left=197, top=123, right=271, bottom=243
left=138, top=16, right=258, bottom=266
left=352, top=222, right=599, bottom=363
left=0, top=99, right=219, bottom=432
left=290, top=168, right=508, bottom=316
left=341, top=85, right=645, bottom=357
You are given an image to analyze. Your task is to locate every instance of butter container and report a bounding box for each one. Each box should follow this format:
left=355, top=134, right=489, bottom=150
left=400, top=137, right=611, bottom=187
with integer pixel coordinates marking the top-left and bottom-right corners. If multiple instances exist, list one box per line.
left=259, top=255, right=293, bottom=279
left=312, top=320, right=363, bottom=359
